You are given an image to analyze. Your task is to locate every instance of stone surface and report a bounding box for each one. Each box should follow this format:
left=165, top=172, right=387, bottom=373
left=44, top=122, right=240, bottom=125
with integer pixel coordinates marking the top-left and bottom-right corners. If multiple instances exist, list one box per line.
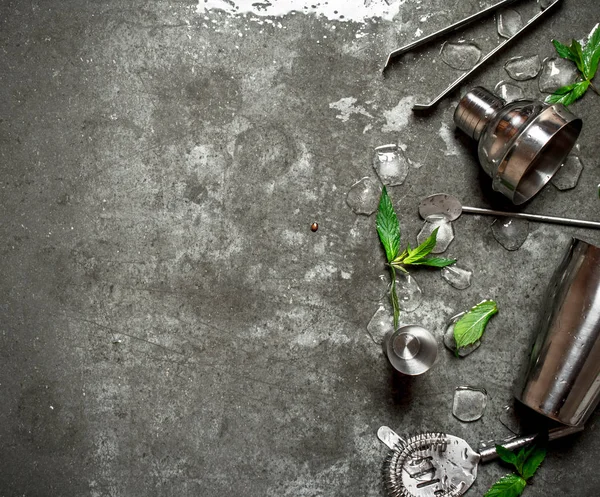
left=1, top=1, right=599, bottom=496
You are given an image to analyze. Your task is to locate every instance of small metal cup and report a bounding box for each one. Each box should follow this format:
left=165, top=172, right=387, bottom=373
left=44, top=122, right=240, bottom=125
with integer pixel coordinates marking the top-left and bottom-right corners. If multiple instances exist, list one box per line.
left=385, top=325, right=438, bottom=376
left=515, top=238, right=600, bottom=426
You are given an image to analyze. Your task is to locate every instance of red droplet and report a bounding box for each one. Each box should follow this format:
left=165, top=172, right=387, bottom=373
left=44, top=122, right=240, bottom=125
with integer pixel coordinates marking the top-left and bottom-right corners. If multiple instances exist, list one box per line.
left=311, top=222, right=319, bottom=232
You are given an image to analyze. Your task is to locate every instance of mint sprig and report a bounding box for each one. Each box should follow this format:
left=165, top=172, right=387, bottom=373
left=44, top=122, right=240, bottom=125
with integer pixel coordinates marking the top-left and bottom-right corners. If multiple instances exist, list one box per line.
left=453, top=300, right=498, bottom=355
left=547, top=24, right=600, bottom=105
left=485, top=443, right=547, bottom=497
left=376, top=187, right=456, bottom=328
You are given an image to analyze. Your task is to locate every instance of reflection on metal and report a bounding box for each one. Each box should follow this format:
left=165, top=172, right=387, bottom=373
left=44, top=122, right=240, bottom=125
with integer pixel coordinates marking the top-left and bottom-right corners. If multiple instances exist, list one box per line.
left=516, top=238, right=600, bottom=426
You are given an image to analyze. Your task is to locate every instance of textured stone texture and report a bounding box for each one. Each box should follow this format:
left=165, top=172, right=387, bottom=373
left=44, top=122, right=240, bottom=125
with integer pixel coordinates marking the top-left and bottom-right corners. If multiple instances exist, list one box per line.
left=1, top=0, right=599, bottom=496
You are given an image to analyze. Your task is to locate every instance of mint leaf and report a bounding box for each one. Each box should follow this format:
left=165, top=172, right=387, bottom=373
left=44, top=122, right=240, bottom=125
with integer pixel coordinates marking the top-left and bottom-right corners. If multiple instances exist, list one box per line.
left=545, top=81, right=589, bottom=106
left=552, top=39, right=580, bottom=65
left=376, top=187, right=401, bottom=263
left=521, top=446, right=547, bottom=480
left=390, top=227, right=456, bottom=268
left=401, top=227, right=438, bottom=264
left=404, top=256, right=456, bottom=268
left=550, top=26, right=600, bottom=105
left=570, top=39, right=586, bottom=74
left=484, top=474, right=527, bottom=497
left=453, top=300, right=498, bottom=351
left=583, top=24, right=600, bottom=79
left=514, top=444, right=538, bottom=475
left=496, top=445, right=518, bottom=468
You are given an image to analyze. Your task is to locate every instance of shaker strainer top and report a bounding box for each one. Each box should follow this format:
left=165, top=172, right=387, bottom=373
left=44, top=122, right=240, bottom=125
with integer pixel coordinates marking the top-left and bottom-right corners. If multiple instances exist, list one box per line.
left=377, top=425, right=582, bottom=497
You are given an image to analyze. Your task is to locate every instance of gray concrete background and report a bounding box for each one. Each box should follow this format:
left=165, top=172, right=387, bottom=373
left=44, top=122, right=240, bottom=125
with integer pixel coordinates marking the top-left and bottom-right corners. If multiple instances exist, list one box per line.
left=1, top=0, right=599, bottom=495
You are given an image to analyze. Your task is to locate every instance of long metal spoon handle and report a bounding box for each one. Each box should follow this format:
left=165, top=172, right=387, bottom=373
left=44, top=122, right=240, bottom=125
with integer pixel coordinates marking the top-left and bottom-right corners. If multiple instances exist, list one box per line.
left=478, top=425, right=584, bottom=463
left=462, top=206, right=600, bottom=229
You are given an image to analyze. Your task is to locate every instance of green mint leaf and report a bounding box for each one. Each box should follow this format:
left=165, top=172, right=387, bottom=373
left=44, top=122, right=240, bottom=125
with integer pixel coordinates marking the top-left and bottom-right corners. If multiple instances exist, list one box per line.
left=569, top=39, right=586, bottom=74
left=521, top=446, right=547, bottom=480
left=552, top=39, right=580, bottom=64
left=545, top=81, right=590, bottom=106
left=401, top=227, right=439, bottom=264
left=376, top=186, right=401, bottom=263
left=484, top=474, right=527, bottom=497
left=496, top=445, right=518, bottom=468
left=453, top=300, right=498, bottom=351
left=583, top=24, right=600, bottom=79
left=406, top=257, right=456, bottom=268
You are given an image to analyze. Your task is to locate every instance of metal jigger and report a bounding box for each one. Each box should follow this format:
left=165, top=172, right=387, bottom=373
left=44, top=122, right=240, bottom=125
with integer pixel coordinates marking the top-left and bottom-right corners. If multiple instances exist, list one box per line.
left=454, top=87, right=582, bottom=205
left=385, top=325, right=438, bottom=376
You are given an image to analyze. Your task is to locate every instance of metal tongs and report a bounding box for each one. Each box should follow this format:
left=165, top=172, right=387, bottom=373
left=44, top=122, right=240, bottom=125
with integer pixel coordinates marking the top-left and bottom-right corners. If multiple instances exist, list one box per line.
left=383, top=0, right=562, bottom=111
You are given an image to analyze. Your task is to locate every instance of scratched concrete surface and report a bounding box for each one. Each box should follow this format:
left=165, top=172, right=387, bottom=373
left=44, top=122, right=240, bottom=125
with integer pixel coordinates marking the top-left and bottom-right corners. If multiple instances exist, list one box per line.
left=1, top=0, right=600, bottom=495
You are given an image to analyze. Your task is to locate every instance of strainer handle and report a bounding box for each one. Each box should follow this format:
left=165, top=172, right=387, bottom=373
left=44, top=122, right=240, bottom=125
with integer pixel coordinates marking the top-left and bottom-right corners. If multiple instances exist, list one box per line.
left=478, top=425, right=584, bottom=463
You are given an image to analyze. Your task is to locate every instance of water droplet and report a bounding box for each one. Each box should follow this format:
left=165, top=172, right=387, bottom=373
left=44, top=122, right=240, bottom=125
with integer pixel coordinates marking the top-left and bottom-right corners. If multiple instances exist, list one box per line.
left=538, top=0, right=552, bottom=10
left=539, top=57, right=579, bottom=93
left=441, top=265, right=473, bottom=290
left=443, top=313, right=481, bottom=357
left=366, top=304, right=394, bottom=345
left=417, top=216, right=454, bottom=254
left=504, top=55, right=541, bottom=81
left=552, top=155, right=584, bottom=191
left=372, top=145, right=409, bottom=186
left=499, top=404, right=524, bottom=435
left=440, top=41, right=481, bottom=71
left=453, top=386, right=487, bottom=422
left=394, top=272, right=423, bottom=312
left=364, top=273, right=389, bottom=302
left=346, top=177, right=381, bottom=215
left=491, top=217, right=529, bottom=251
left=494, top=80, right=525, bottom=102
left=497, top=9, right=523, bottom=38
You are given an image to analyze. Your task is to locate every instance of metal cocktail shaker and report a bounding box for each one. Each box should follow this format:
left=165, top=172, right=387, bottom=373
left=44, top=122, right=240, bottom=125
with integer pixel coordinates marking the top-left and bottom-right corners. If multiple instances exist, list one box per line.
left=454, top=87, right=582, bottom=205
left=515, top=238, right=600, bottom=426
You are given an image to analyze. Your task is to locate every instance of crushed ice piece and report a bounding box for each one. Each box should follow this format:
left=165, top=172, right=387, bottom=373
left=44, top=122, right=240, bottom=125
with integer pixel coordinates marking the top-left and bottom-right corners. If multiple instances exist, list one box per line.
left=417, top=215, right=454, bottom=254
left=394, top=272, right=423, bottom=312
left=494, top=80, right=525, bottom=102
left=366, top=304, right=394, bottom=345
left=453, top=386, right=488, bottom=422
left=497, top=9, right=523, bottom=38
left=491, top=217, right=529, bottom=251
left=441, top=265, right=472, bottom=290
left=538, top=0, right=552, bottom=9
left=504, top=55, right=541, bottom=81
left=551, top=155, right=583, bottom=191
left=539, top=57, right=579, bottom=93
left=364, top=273, right=389, bottom=303
left=346, top=177, right=380, bottom=215
left=372, top=145, right=409, bottom=186
left=440, top=41, right=481, bottom=71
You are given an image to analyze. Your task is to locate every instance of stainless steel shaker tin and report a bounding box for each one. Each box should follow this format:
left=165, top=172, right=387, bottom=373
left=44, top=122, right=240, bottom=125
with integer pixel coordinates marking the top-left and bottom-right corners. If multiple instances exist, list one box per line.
left=515, top=238, right=600, bottom=426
